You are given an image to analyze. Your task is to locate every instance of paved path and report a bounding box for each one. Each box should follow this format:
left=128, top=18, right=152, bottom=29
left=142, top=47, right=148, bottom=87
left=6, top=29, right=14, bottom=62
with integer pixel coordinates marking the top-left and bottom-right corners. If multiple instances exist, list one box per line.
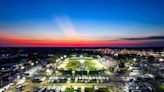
left=6, top=82, right=121, bottom=92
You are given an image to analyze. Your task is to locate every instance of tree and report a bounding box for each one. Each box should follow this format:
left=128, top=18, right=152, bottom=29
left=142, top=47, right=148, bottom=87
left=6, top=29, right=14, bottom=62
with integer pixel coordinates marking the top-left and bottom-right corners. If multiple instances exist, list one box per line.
left=70, top=53, right=78, bottom=57
left=52, top=55, right=59, bottom=60
left=91, top=54, right=97, bottom=58
left=83, top=53, right=89, bottom=57
left=119, top=62, right=125, bottom=68
left=148, top=55, right=155, bottom=63
left=48, top=58, right=56, bottom=63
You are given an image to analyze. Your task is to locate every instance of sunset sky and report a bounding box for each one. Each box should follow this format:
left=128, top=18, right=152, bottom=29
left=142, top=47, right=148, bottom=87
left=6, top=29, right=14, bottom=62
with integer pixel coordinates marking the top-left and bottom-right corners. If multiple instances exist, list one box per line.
left=0, top=0, right=164, bottom=47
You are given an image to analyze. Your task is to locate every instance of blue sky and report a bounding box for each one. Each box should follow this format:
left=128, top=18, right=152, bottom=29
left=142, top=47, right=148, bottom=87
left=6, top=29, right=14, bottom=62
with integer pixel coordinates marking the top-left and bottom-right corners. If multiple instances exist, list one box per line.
left=0, top=0, right=164, bottom=47
left=0, top=0, right=164, bottom=23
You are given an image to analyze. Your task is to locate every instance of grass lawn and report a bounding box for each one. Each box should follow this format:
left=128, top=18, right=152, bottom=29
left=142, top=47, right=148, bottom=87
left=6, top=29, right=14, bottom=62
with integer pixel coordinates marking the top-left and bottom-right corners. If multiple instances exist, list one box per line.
left=158, top=84, right=164, bottom=89
left=99, top=88, right=110, bottom=92
left=65, top=88, right=74, bottom=92
left=66, top=59, right=97, bottom=70
left=85, top=65, right=96, bottom=70
left=85, top=88, right=95, bottom=92
left=66, top=60, right=81, bottom=69
left=155, top=84, right=164, bottom=92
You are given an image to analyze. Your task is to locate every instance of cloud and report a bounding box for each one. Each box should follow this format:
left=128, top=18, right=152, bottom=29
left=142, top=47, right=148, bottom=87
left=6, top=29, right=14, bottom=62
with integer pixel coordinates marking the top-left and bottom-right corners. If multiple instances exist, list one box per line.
left=55, top=16, right=78, bottom=39
left=121, top=36, right=164, bottom=40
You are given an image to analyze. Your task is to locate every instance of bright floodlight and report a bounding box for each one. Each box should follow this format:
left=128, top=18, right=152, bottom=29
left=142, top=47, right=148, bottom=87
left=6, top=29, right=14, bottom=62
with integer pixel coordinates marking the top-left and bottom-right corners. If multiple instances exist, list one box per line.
left=2, top=67, right=4, bottom=70
left=31, top=63, right=34, bottom=66
left=159, top=58, right=164, bottom=62
left=133, top=58, right=137, bottom=61
left=80, top=60, right=84, bottom=64
left=21, top=66, right=25, bottom=69
left=72, top=70, right=75, bottom=74
left=17, top=76, right=20, bottom=79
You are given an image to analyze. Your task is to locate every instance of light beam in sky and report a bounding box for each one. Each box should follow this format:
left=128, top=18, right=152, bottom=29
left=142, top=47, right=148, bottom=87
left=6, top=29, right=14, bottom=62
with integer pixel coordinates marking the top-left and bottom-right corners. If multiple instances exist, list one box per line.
left=55, top=16, right=78, bottom=39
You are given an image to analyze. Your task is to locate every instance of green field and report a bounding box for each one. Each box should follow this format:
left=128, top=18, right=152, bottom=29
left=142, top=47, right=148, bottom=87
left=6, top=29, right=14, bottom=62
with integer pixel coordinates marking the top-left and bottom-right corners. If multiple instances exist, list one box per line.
left=58, top=58, right=104, bottom=71
left=66, top=60, right=97, bottom=70
left=155, top=84, right=164, bottom=92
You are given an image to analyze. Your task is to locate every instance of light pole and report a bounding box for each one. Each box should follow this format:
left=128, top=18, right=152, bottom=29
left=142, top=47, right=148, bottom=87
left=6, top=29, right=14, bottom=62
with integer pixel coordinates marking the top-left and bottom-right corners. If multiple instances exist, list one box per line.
left=20, top=66, right=25, bottom=78
left=87, top=70, right=89, bottom=76
left=72, top=70, right=75, bottom=78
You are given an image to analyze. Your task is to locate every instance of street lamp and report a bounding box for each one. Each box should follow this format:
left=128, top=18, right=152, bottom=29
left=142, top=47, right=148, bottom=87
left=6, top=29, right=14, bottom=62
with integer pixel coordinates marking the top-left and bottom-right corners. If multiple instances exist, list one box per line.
left=97, top=55, right=101, bottom=58
left=17, top=75, right=20, bottom=80
left=80, top=60, right=84, bottom=64
left=31, top=63, right=34, bottom=66
left=64, top=55, right=67, bottom=58
left=133, top=58, right=137, bottom=61
left=21, top=66, right=25, bottom=70
left=1, top=67, right=4, bottom=70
